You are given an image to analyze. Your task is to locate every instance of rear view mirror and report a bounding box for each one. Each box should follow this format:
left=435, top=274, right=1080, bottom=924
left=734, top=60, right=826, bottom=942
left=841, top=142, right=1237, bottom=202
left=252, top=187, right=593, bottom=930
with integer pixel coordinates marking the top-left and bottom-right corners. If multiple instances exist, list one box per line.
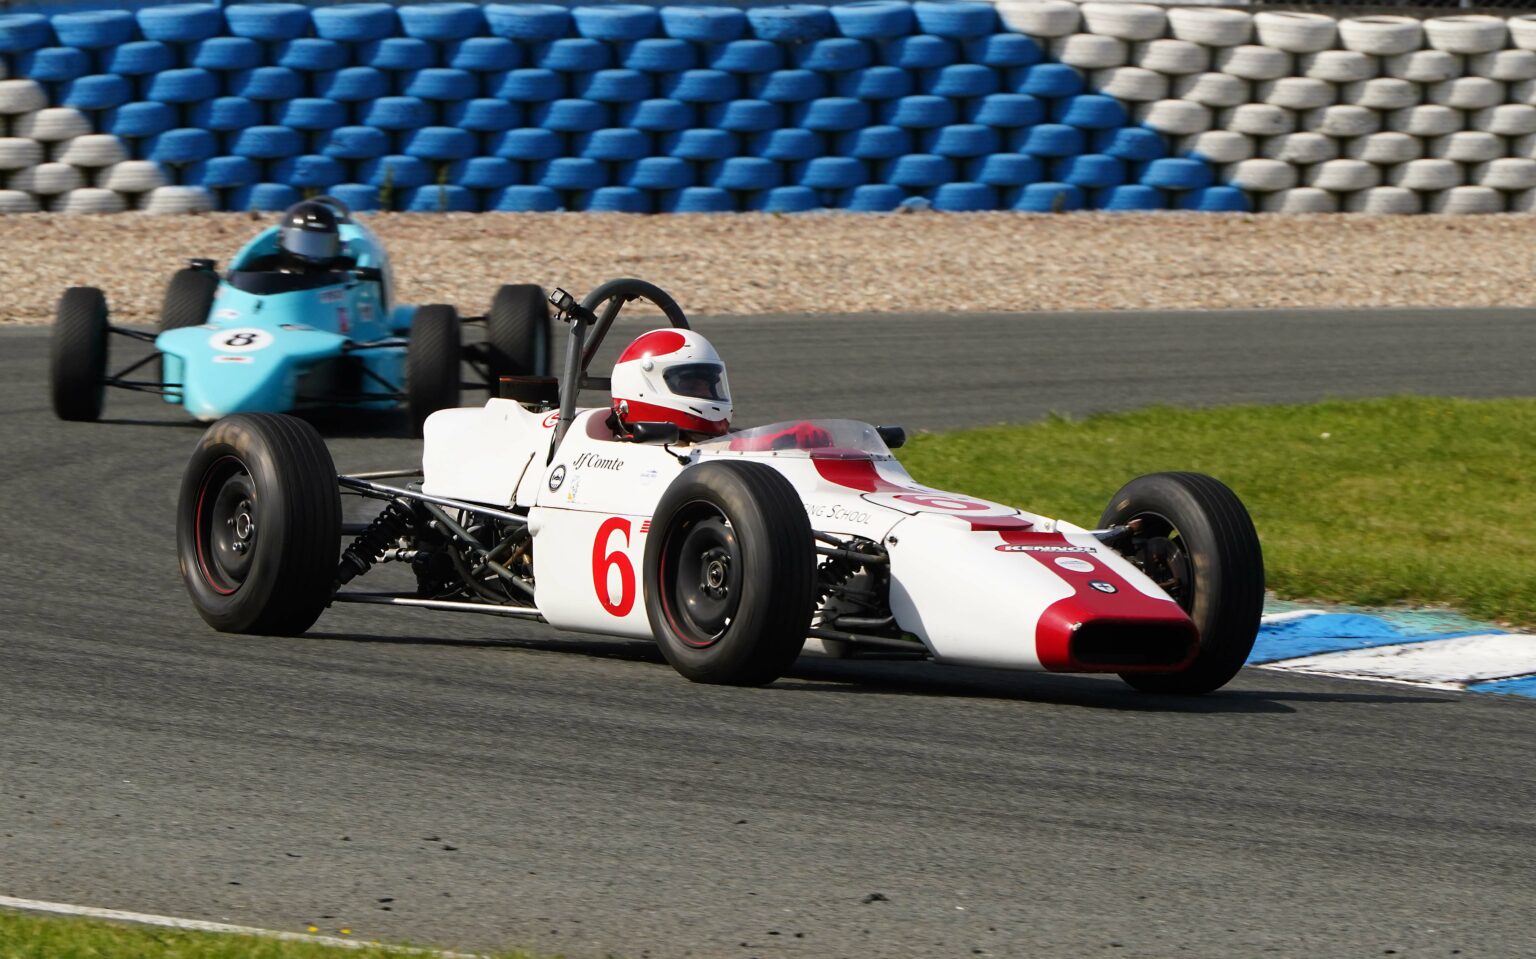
left=625, top=421, right=680, bottom=445
left=876, top=425, right=906, bottom=449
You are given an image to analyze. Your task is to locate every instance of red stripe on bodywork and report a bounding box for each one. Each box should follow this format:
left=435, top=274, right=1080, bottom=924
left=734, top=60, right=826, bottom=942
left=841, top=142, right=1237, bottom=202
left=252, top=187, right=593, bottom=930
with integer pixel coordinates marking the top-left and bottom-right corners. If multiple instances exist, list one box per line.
left=810, top=455, right=907, bottom=493
left=993, top=531, right=1196, bottom=671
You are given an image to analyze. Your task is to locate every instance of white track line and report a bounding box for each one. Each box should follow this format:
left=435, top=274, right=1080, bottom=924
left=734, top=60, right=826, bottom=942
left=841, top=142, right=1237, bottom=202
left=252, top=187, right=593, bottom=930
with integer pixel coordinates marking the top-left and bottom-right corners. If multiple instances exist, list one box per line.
left=0, top=895, right=478, bottom=957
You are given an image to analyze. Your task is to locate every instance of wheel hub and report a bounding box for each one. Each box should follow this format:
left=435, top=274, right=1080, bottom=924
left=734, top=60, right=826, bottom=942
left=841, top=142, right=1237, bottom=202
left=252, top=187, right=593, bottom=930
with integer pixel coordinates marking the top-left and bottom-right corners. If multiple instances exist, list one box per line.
left=670, top=515, right=740, bottom=645
left=204, top=467, right=258, bottom=587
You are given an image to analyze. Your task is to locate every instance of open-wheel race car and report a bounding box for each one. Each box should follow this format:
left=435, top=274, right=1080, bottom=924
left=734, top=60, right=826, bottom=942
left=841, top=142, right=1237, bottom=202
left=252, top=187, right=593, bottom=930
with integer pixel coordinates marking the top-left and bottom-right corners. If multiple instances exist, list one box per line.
left=49, top=196, right=551, bottom=434
left=176, top=278, right=1265, bottom=695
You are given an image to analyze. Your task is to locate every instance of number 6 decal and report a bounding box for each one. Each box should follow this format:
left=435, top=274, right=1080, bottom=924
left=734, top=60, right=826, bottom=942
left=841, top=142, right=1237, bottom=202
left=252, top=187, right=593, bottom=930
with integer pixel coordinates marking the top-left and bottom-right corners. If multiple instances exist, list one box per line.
left=592, top=517, right=636, bottom=617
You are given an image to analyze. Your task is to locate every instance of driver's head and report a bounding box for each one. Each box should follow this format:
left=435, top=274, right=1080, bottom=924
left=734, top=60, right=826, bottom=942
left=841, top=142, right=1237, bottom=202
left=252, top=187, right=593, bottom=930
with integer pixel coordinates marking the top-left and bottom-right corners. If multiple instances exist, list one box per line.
left=611, top=329, right=731, bottom=439
left=278, top=200, right=342, bottom=267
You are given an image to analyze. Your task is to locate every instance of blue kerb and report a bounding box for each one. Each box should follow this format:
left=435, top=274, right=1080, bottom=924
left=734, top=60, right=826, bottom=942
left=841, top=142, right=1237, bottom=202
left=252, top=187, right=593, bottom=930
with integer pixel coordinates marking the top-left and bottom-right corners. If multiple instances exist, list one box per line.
left=1465, top=675, right=1536, bottom=698
left=1250, top=613, right=1507, bottom=664
left=4, top=3, right=1233, bottom=213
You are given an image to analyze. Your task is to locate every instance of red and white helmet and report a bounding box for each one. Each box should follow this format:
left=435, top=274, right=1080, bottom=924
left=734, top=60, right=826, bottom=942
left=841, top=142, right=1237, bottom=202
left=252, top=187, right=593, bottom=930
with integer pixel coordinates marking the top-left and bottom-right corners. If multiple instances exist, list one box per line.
left=611, top=329, right=731, bottom=438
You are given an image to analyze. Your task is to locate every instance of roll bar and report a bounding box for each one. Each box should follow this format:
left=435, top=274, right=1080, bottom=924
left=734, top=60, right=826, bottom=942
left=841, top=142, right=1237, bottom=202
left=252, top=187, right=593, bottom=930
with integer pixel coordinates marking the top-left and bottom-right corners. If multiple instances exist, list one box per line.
left=547, top=278, right=691, bottom=455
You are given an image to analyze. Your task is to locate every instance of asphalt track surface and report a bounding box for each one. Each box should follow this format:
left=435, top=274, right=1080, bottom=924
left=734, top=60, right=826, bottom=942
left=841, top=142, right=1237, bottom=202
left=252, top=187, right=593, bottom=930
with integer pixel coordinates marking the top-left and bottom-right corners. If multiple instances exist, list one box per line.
left=3, top=310, right=1536, bottom=959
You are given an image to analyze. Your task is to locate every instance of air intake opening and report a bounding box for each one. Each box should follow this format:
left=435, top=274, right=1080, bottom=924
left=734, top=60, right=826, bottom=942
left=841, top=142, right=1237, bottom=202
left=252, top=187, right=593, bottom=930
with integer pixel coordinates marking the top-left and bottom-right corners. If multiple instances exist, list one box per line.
left=1070, top=619, right=1197, bottom=669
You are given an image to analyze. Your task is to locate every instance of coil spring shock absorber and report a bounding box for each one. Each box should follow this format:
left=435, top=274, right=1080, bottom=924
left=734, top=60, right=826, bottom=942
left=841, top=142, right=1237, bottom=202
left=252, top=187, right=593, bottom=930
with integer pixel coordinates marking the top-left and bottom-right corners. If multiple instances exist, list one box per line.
left=337, top=501, right=415, bottom=584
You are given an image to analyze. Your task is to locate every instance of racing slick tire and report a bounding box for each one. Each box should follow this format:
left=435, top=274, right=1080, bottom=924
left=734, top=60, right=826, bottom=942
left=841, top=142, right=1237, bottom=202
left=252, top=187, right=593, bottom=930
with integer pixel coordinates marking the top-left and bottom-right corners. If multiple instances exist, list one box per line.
left=50, top=286, right=109, bottom=422
left=1099, top=472, right=1264, bottom=695
left=160, top=267, right=218, bottom=331
left=406, top=303, right=462, bottom=435
left=644, top=460, right=815, bottom=686
left=485, top=283, right=553, bottom=381
left=177, top=413, right=341, bottom=635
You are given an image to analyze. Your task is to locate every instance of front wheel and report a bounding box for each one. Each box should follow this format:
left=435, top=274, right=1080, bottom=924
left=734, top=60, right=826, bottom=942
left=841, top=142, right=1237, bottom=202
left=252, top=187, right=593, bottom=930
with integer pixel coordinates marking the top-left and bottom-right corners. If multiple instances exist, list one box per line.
left=644, top=461, right=815, bottom=686
left=1099, top=472, right=1264, bottom=695
left=50, top=286, right=109, bottom=421
left=406, top=304, right=461, bottom=435
left=160, top=267, right=217, bottom=331
left=177, top=413, right=341, bottom=635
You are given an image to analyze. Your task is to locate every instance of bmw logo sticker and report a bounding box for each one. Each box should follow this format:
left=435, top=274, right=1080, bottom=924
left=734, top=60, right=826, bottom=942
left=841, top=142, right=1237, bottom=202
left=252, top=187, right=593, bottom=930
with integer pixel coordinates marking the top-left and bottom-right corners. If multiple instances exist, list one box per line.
left=1088, top=580, right=1117, bottom=594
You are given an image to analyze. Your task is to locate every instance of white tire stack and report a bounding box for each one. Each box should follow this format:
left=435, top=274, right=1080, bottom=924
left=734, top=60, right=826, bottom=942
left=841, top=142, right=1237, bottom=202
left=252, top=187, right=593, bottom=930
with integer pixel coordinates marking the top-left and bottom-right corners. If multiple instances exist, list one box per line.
left=1225, top=158, right=1299, bottom=192
left=1473, top=157, right=1536, bottom=190
left=141, top=186, right=214, bottom=215
left=55, top=188, right=128, bottom=215
left=1297, top=51, right=1377, bottom=84
left=11, top=162, right=83, bottom=196
left=1134, top=39, right=1209, bottom=76
left=1220, top=103, right=1297, bottom=137
left=100, top=160, right=169, bottom=194
left=1303, top=105, right=1381, bottom=138
left=0, top=80, right=47, bottom=117
left=1339, top=16, right=1423, bottom=57
left=1304, top=158, right=1380, bottom=192
left=1254, top=12, right=1337, bottom=54
left=1215, top=45, right=1293, bottom=81
left=0, top=190, right=39, bottom=214
left=1424, top=16, right=1508, bottom=56
left=0, top=137, right=42, bottom=171
left=1344, top=133, right=1422, bottom=165
left=1427, top=186, right=1504, bottom=214
left=12, top=109, right=92, bottom=143
left=1092, top=67, right=1167, bottom=102
left=1168, top=8, right=1252, bottom=48
left=1135, top=99, right=1213, bottom=136
left=1173, top=73, right=1249, bottom=108
left=1051, top=34, right=1128, bottom=70
left=1255, top=77, right=1336, bottom=111
left=1262, top=188, right=1339, bottom=212
left=1179, top=130, right=1255, bottom=163
left=1080, top=2, right=1166, bottom=42
left=1340, top=78, right=1420, bottom=110
left=1384, top=51, right=1463, bottom=84
left=1261, top=132, right=1338, bottom=165
left=996, top=0, right=1080, bottom=37
left=1345, top=187, right=1421, bottom=214
left=56, top=135, right=129, bottom=168
left=1388, top=159, right=1463, bottom=191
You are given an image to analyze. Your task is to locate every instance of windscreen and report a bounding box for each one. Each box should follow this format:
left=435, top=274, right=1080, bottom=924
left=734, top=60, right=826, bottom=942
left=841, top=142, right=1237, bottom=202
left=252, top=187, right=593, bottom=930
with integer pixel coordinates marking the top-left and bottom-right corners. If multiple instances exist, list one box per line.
left=699, top=419, right=894, bottom=457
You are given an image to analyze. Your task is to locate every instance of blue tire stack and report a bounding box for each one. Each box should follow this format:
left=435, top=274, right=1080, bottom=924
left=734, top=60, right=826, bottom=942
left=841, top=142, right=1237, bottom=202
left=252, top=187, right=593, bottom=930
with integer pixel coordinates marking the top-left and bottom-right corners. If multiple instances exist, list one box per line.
left=3, top=1, right=1233, bottom=213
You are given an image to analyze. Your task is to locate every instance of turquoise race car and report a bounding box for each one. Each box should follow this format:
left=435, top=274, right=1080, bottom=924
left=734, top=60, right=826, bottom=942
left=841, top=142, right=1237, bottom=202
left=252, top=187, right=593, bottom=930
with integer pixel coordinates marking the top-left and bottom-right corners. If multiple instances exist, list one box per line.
left=48, top=196, right=551, bottom=434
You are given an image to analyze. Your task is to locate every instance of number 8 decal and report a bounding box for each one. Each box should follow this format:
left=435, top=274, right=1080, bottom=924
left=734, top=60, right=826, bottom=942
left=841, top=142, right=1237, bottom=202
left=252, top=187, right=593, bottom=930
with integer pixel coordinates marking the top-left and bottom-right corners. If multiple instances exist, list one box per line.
left=592, top=517, right=636, bottom=617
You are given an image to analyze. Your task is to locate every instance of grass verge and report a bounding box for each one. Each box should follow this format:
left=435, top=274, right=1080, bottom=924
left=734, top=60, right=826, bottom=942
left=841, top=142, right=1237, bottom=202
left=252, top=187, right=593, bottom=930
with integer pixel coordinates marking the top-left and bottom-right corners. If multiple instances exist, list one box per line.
left=0, top=909, right=518, bottom=959
left=899, top=396, right=1536, bottom=628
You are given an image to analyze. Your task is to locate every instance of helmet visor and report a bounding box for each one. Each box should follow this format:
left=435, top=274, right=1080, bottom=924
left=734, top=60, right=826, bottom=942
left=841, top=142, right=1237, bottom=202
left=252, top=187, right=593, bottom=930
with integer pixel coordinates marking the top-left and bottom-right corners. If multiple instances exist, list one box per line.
left=281, top=225, right=340, bottom=264
left=663, top=363, right=728, bottom=402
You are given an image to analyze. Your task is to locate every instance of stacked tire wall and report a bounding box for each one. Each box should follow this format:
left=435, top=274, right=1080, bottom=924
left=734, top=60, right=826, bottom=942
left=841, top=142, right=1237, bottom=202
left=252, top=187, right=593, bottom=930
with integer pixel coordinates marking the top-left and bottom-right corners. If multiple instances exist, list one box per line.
left=4, top=1, right=1536, bottom=214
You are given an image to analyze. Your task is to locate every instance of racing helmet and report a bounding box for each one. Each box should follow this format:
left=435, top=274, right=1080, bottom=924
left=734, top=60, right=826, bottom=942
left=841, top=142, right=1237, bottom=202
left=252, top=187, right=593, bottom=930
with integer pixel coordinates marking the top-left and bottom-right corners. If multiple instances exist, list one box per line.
left=278, top=200, right=342, bottom=266
left=611, top=329, right=731, bottom=438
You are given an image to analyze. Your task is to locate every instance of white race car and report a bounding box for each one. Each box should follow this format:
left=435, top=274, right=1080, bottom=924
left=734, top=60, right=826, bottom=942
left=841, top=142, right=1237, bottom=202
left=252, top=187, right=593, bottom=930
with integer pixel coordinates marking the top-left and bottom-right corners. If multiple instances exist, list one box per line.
left=176, top=280, right=1264, bottom=695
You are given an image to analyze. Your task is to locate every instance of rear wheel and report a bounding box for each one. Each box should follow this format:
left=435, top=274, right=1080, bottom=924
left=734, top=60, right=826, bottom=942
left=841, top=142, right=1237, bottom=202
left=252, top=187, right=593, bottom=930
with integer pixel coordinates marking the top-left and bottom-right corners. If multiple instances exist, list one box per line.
left=1099, top=472, right=1264, bottom=695
left=406, top=304, right=461, bottom=435
left=644, top=461, right=815, bottom=686
left=485, top=283, right=552, bottom=382
left=50, top=286, right=109, bottom=421
left=160, top=267, right=217, bottom=331
left=177, top=413, right=341, bottom=635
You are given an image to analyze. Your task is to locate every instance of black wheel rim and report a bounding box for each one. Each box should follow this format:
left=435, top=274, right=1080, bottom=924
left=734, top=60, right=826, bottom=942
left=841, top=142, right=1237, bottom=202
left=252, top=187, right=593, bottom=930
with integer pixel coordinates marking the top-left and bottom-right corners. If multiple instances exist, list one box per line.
left=194, top=456, right=258, bottom=595
left=661, top=507, right=742, bottom=649
left=1123, top=512, right=1194, bottom=613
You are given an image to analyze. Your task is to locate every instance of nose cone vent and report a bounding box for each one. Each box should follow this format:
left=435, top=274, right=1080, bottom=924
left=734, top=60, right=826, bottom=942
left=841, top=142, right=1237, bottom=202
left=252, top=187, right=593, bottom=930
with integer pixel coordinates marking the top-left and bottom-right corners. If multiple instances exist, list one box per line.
left=1069, top=619, right=1199, bottom=670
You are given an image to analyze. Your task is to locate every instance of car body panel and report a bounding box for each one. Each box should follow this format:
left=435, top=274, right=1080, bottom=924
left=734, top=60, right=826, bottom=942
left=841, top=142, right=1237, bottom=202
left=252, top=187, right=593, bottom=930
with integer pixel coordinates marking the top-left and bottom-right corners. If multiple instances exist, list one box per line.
left=419, top=405, right=1198, bottom=673
left=152, top=221, right=412, bottom=421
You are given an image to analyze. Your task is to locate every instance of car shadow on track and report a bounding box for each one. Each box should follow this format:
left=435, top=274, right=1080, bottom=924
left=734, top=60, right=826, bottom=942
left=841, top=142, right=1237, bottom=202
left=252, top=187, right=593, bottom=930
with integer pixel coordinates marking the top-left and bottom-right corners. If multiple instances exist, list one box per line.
left=778, top=658, right=1448, bottom=713
left=305, top=628, right=1444, bottom=713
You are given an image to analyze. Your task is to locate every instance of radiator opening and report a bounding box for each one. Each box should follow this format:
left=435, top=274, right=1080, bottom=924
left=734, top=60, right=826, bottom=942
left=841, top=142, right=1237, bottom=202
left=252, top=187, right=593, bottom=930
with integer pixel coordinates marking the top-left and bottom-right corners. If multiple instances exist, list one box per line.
left=1070, top=619, right=1197, bottom=668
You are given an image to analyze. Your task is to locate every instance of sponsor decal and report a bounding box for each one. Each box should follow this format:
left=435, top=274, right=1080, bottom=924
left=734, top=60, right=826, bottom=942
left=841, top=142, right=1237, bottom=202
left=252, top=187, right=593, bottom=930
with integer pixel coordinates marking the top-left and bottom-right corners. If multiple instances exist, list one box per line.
left=213, top=355, right=253, bottom=364
left=547, top=465, right=566, bottom=491
left=1055, top=557, right=1095, bottom=573
left=1088, top=580, right=1117, bottom=594
left=318, top=289, right=345, bottom=303
left=336, top=306, right=350, bottom=334
left=358, top=302, right=374, bottom=323
left=216, top=308, right=240, bottom=319
left=995, top=544, right=1096, bottom=554
left=209, top=328, right=273, bottom=352
left=573, top=452, right=624, bottom=471
left=806, top=503, right=872, bottom=525
left=541, top=412, right=560, bottom=429
left=279, top=323, right=314, bottom=332
left=639, top=468, right=659, bottom=484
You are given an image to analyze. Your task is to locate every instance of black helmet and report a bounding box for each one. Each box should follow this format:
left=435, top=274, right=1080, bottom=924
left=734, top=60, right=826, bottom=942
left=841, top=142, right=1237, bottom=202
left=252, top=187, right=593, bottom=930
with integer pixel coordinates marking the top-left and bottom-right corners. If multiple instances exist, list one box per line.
left=278, top=200, right=341, bottom=265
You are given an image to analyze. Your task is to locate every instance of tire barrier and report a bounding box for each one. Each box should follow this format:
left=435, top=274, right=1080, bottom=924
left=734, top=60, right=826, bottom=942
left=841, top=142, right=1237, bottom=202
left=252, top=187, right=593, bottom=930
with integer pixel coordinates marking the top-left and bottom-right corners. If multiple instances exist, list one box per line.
left=9, top=5, right=1536, bottom=214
